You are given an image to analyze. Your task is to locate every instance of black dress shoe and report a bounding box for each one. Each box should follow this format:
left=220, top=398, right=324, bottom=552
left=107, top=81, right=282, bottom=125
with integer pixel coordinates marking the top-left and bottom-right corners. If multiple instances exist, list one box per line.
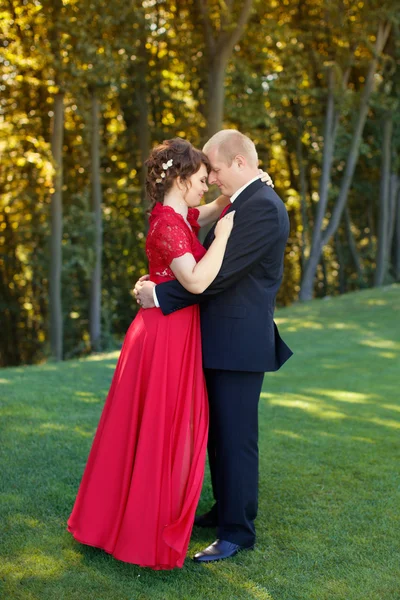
left=194, top=511, right=218, bottom=528
left=193, top=539, right=254, bottom=563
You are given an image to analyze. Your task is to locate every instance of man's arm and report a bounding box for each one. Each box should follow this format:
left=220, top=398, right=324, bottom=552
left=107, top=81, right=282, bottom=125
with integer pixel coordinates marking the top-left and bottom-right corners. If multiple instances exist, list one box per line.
left=154, top=196, right=286, bottom=315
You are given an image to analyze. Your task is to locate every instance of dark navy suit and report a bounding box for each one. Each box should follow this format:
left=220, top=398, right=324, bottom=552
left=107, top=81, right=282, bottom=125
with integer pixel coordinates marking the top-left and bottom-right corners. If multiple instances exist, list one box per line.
left=156, top=178, right=293, bottom=546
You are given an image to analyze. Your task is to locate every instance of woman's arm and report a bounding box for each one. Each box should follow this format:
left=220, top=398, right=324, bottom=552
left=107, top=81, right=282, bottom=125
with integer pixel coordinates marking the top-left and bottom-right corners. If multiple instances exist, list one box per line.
left=197, top=195, right=230, bottom=228
left=197, top=170, right=274, bottom=228
left=169, top=212, right=235, bottom=294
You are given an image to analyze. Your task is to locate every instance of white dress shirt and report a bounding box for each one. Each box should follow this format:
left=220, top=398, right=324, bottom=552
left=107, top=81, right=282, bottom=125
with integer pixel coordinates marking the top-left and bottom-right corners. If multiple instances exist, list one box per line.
left=152, top=176, right=261, bottom=307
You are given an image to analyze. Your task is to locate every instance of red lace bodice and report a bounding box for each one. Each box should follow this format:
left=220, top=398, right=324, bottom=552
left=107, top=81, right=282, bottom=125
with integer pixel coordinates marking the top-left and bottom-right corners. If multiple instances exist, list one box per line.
left=145, top=203, right=206, bottom=284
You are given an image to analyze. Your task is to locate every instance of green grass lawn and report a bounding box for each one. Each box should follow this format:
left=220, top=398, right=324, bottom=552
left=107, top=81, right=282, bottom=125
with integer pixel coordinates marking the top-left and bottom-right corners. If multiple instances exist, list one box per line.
left=1, top=285, right=400, bottom=600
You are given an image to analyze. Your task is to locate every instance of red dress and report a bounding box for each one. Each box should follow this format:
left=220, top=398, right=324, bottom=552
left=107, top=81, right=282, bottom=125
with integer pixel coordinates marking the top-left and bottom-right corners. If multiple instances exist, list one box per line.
left=67, top=204, right=208, bottom=569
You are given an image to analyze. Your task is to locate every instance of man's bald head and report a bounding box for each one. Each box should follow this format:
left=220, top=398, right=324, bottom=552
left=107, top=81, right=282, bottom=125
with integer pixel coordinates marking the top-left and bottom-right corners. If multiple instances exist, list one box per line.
left=203, top=130, right=258, bottom=168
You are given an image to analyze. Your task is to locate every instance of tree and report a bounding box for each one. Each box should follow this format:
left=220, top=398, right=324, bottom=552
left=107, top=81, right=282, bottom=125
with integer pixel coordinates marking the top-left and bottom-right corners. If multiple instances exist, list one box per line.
left=299, top=21, right=392, bottom=300
left=47, top=0, right=67, bottom=361
left=190, top=0, right=254, bottom=138
left=2, top=0, right=399, bottom=367
left=49, top=90, right=64, bottom=360
left=89, top=88, right=103, bottom=350
left=374, top=113, right=393, bottom=285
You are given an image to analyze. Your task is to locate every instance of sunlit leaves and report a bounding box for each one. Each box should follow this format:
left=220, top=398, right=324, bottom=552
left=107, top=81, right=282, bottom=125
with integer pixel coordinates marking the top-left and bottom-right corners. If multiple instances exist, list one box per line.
left=1, top=0, right=399, bottom=365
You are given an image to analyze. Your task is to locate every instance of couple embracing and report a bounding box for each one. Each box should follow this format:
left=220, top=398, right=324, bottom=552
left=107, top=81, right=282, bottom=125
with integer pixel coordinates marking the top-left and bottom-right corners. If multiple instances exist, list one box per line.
left=67, top=130, right=293, bottom=569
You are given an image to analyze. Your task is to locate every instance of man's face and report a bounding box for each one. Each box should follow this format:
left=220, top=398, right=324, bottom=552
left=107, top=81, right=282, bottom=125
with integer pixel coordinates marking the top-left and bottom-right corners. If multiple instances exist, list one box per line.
left=206, top=148, right=239, bottom=197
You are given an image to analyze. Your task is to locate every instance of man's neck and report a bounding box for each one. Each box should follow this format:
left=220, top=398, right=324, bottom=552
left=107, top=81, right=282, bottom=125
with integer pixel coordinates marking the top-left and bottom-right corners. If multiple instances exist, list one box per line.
left=235, top=169, right=260, bottom=189
left=230, top=173, right=260, bottom=203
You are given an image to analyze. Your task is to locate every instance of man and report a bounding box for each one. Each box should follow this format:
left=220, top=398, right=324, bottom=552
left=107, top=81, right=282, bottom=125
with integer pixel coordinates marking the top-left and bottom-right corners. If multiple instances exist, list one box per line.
left=134, top=130, right=292, bottom=562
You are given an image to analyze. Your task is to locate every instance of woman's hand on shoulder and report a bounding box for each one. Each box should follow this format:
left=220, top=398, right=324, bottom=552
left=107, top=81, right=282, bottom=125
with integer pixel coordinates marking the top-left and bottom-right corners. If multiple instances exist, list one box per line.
left=258, top=169, right=274, bottom=188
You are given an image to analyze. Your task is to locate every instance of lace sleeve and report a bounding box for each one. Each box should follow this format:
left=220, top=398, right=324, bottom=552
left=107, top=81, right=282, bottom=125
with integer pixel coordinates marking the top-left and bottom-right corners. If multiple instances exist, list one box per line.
left=147, top=216, right=193, bottom=266
left=187, top=207, right=201, bottom=236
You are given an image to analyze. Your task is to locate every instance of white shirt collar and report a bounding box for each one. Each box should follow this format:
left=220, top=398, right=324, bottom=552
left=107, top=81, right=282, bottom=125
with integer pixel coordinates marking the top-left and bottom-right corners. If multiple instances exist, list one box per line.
left=229, top=176, right=261, bottom=203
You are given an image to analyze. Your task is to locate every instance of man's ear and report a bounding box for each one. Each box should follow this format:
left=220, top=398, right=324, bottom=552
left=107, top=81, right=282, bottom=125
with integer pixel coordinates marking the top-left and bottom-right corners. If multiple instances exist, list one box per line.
left=235, top=154, right=246, bottom=169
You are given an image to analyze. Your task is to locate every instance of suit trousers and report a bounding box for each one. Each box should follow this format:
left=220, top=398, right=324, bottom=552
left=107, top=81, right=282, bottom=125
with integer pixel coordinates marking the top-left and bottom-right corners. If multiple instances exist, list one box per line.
left=204, top=368, right=264, bottom=547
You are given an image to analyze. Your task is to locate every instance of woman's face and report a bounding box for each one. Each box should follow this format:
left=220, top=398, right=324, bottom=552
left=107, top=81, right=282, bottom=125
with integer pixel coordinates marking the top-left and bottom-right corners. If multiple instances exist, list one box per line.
left=183, top=163, right=209, bottom=207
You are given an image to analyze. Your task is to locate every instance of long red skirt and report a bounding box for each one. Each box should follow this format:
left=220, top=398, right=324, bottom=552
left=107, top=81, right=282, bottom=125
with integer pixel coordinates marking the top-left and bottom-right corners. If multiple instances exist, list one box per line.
left=67, top=305, right=208, bottom=569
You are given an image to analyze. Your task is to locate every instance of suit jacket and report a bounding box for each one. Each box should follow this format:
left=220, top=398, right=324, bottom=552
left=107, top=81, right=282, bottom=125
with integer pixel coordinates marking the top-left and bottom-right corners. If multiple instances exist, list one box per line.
left=156, top=178, right=293, bottom=372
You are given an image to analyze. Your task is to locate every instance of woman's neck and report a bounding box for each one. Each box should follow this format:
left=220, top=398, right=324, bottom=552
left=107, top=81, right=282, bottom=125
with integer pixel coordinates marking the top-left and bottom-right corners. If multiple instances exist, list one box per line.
left=163, top=192, right=188, bottom=219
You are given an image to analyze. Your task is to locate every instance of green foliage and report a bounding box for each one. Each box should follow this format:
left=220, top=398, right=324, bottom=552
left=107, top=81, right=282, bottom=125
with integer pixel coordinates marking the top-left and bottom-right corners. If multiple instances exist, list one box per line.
left=1, top=0, right=400, bottom=365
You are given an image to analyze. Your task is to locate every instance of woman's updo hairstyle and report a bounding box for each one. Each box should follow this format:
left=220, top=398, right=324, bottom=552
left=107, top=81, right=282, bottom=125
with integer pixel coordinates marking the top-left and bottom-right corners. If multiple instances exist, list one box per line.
left=145, top=137, right=210, bottom=212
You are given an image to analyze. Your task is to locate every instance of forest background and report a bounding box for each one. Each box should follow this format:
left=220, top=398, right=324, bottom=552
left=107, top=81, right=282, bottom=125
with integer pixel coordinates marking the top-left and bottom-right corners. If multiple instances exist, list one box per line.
left=1, top=0, right=399, bottom=367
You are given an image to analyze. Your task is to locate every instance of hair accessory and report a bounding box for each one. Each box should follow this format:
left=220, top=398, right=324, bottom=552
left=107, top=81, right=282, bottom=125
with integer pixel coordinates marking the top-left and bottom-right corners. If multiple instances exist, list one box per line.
left=162, top=159, right=173, bottom=170
left=156, top=158, right=173, bottom=183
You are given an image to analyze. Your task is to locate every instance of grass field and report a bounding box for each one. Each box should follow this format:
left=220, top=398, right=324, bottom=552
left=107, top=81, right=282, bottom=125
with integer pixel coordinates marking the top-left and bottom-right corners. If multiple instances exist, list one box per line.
left=1, top=285, right=399, bottom=600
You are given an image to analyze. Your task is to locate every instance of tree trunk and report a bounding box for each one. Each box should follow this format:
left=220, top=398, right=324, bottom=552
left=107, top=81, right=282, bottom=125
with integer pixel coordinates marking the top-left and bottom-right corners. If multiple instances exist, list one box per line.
left=205, top=54, right=229, bottom=138
left=196, top=0, right=253, bottom=139
left=387, top=173, right=399, bottom=263
left=374, top=114, right=393, bottom=286
left=367, top=194, right=375, bottom=253
left=335, top=232, right=347, bottom=294
left=50, top=91, right=64, bottom=361
left=344, top=205, right=364, bottom=281
left=394, top=179, right=400, bottom=281
left=320, top=254, right=328, bottom=296
left=135, top=34, right=151, bottom=207
left=299, top=66, right=336, bottom=301
left=120, top=23, right=150, bottom=219
left=1, top=212, right=23, bottom=366
left=299, top=22, right=391, bottom=300
left=89, top=89, right=103, bottom=351
left=296, top=132, right=308, bottom=270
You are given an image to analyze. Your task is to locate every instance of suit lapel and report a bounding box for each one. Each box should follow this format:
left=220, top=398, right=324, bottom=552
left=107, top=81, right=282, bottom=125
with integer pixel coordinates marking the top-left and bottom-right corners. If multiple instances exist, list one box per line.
left=204, top=178, right=265, bottom=249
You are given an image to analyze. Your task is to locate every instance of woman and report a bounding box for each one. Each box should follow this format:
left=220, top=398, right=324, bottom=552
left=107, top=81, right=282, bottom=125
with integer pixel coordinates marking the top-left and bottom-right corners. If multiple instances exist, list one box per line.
left=67, top=138, right=236, bottom=570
